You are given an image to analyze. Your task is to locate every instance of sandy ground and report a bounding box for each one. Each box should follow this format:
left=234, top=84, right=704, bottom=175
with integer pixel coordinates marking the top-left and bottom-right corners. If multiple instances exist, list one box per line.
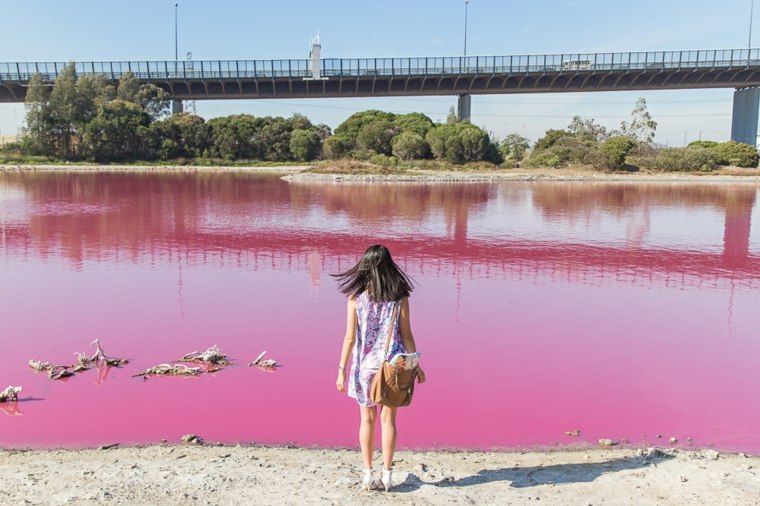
left=2, top=164, right=760, bottom=182
left=1, top=445, right=758, bottom=505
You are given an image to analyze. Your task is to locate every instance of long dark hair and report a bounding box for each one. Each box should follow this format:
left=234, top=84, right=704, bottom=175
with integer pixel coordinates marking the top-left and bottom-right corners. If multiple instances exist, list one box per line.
left=332, top=244, right=414, bottom=302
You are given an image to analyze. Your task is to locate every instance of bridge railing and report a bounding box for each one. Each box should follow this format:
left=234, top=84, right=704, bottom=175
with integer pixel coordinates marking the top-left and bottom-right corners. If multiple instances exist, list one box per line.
left=2, top=49, right=760, bottom=83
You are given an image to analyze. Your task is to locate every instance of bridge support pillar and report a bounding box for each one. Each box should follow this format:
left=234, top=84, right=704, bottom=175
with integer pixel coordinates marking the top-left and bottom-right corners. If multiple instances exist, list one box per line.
left=171, top=100, right=184, bottom=115
left=457, top=94, right=471, bottom=122
left=730, top=87, right=759, bottom=146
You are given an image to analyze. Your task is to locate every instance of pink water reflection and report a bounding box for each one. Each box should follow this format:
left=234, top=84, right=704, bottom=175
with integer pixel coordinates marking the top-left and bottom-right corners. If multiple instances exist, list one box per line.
left=1, top=172, right=759, bottom=453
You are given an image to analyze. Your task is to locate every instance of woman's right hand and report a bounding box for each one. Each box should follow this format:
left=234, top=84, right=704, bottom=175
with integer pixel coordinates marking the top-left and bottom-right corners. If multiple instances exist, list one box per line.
left=336, top=370, right=346, bottom=392
left=416, top=367, right=426, bottom=384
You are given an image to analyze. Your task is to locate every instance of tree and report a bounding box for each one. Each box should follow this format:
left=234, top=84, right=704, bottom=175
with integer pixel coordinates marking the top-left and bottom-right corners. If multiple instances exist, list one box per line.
left=289, top=128, right=320, bottom=161
left=333, top=110, right=396, bottom=150
left=391, top=131, right=428, bottom=160
left=258, top=117, right=293, bottom=161
left=356, top=120, right=399, bottom=155
left=499, top=133, right=531, bottom=162
left=567, top=116, right=608, bottom=145
left=446, top=106, right=459, bottom=124
left=533, top=129, right=570, bottom=151
left=323, top=136, right=348, bottom=159
left=425, top=122, right=490, bottom=163
left=620, top=98, right=657, bottom=145
left=83, top=100, right=150, bottom=162
left=394, top=112, right=434, bottom=137
left=22, top=73, right=54, bottom=156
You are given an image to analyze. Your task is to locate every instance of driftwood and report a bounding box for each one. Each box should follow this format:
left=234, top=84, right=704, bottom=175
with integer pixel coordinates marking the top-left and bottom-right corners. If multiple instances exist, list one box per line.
left=248, top=351, right=278, bottom=370
left=0, top=386, right=21, bottom=403
left=29, top=340, right=129, bottom=380
left=179, top=345, right=230, bottom=366
left=132, top=363, right=202, bottom=377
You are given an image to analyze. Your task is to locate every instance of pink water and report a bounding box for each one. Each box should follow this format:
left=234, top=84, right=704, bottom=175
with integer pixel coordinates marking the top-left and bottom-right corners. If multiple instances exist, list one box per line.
left=1, top=172, right=760, bottom=453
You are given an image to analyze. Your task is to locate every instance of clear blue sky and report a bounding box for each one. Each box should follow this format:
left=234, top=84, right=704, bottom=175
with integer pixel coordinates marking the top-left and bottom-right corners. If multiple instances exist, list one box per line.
left=0, top=0, right=756, bottom=146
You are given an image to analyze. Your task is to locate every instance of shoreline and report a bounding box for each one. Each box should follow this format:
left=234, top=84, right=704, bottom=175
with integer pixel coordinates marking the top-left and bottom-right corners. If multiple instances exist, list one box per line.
left=1, top=444, right=757, bottom=504
left=2, top=164, right=760, bottom=182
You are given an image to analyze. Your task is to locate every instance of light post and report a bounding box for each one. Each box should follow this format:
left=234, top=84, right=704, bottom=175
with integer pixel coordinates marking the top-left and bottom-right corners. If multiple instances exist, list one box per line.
left=464, top=0, right=469, bottom=56
left=457, top=0, right=472, bottom=122
left=171, top=2, right=183, bottom=114
left=174, top=3, right=179, bottom=60
left=750, top=0, right=755, bottom=50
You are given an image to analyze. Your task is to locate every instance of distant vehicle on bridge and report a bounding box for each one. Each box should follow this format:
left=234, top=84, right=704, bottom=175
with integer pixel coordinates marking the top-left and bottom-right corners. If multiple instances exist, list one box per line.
left=561, top=59, right=592, bottom=71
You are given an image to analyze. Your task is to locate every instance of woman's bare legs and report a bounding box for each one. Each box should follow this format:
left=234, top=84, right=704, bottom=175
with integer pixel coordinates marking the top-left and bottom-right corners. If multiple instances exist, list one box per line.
left=359, top=406, right=377, bottom=469
left=380, top=406, right=398, bottom=470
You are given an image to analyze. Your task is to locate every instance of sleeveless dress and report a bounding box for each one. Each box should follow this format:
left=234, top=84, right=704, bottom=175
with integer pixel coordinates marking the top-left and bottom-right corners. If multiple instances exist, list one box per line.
left=348, top=292, right=406, bottom=407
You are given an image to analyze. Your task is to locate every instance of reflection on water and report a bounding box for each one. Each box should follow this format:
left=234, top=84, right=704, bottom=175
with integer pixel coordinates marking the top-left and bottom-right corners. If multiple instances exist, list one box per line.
left=1, top=172, right=759, bottom=452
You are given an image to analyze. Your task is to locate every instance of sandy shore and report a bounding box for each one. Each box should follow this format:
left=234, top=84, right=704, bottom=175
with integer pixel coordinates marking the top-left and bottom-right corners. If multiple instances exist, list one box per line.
left=1, top=445, right=757, bottom=505
left=3, top=164, right=760, bottom=182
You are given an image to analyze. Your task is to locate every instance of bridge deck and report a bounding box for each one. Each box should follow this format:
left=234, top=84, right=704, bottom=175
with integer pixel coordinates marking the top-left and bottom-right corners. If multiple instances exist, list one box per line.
left=2, top=48, right=760, bottom=102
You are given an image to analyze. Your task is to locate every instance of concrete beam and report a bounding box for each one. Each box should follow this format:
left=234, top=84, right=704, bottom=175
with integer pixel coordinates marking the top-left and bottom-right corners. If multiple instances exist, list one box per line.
left=171, top=100, right=184, bottom=115
left=731, top=87, right=760, bottom=146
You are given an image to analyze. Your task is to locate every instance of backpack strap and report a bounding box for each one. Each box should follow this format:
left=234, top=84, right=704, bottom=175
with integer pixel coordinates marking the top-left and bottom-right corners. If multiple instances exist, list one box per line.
left=382, top=303, right=400, bottom=358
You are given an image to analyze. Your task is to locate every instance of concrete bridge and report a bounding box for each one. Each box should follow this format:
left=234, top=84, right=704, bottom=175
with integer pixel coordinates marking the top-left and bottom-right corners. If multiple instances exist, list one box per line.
left=1, top=47, right=760, bottom=144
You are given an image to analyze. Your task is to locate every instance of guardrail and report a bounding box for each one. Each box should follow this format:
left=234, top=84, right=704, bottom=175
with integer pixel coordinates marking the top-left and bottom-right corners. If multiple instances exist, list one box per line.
left=1, top=48, right=759, bottom=82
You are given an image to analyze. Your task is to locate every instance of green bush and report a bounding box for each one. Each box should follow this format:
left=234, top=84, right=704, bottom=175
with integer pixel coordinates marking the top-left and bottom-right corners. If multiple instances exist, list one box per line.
left=600, top=136, right=636, bottom=169
left=714, top=141, right=758, bottom=168
left=653, top=147, right=719, bottom=172
left=522, top=151, right=562, bottom=168
left=370, top=153, right=398, bottom=167
left=322, top=136, right=348, bottom=160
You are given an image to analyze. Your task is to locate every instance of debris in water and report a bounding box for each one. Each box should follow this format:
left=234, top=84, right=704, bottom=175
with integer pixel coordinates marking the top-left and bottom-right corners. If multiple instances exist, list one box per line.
left=564, top=430, right=581, bottom=437
left=132, top=363, right=202, bottom=377
left=180, top=345, right=230, bottom=366
left=0, top=386, right=22, bottom=403
left=29, top=340, right=128, bottom=380
left=669, top=436, right=678, bottom=444
left=249, top=351, right=278, bottom=369
left=598, top=439, right=617, bottom=447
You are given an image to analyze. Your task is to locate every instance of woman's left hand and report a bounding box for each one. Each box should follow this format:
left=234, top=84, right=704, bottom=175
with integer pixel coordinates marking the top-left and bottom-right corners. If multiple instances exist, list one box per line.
left=416, top=367, right=426, bottom=384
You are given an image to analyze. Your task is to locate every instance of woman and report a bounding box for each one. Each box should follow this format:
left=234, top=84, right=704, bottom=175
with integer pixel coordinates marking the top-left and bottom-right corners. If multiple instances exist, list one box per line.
left=334, top=244, right=426, bottom=492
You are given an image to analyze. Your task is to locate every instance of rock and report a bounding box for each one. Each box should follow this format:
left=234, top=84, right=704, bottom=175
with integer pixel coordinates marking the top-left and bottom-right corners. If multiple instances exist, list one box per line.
left=565, top=430, right=581, bottom=437
left=703, top=449, right=720, bottom=461
left=180, top=434, right=203, bottom=445
left=669, top=437, right=678, bottom=444
left=598, top=439, right=617, bottom=447
left=655, top=434, right=662, bottom=439
left=645, top=448, right=668, bottom=459
left=679, top=475, right=688, bottom=482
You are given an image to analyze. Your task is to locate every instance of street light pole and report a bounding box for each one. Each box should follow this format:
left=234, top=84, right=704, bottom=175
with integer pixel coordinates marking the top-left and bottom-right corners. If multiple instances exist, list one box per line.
left=171, top=2, right=183, bottom=114
left=174, top=3, right=179, bottom=61
left=464, top=0, right=469, bottom=56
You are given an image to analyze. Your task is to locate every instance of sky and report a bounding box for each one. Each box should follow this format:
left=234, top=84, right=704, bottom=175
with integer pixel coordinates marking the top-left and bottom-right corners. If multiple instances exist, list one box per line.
left=0, top=0, right=757, bottom=147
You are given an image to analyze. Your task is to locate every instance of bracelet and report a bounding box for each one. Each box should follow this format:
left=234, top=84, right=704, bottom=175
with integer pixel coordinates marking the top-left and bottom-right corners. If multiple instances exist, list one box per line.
left=338, top=366, right=346, bottom=372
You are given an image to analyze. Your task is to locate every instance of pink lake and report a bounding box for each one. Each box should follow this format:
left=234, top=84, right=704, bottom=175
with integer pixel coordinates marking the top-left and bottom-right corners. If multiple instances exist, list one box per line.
left=1, top=172, right=759, bottom=453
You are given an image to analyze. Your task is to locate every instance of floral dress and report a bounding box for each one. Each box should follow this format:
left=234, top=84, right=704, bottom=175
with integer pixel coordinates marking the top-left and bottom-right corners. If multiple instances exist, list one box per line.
left=348, top=292, right=406, bottom=407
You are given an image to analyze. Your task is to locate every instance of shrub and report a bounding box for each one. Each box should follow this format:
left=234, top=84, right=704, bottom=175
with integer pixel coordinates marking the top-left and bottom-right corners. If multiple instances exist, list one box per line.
left=322, top=136, right=348, bottom=160
left=289, top=128, right=320, bottom=161
left=714, top=141, right=758, bottom=168
left=370, top=153, right=398, bottom=167
left=522, top=151, right=562, bottom=168
left=653, top=147, right=719, bottom=172
left=600, top=136, right=636, bottom=169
